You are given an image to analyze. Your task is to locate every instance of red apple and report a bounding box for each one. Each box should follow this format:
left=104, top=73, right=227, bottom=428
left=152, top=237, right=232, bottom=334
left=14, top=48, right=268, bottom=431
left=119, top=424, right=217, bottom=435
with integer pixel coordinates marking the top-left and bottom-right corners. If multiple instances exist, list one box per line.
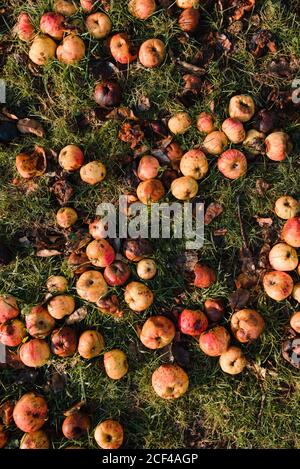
left=179, top=149, right=208, bottom=180
left=202, top=131, right=228, bottom=155
left=263, top=271, right=293, bottom=301
left=128, top=0, right=156, bottom=19
left=0, top=319, right=26, bottom=347
left=62, top=413, right=91, bottom=439
left=94, top=81, right=121, bottom=108
left=136, top=179, right=165, bottom=204
left=13, top=392, right=48, bottom=433
left=137, top=155, right=160, bottom=181
left=58, top=145, right=84, bottom=171
left=50, top=327, right=77, bottom=357
left=196, top=112, right=216, bottom=134
left=80, top=0, right=96, bottom=12
left=178, top=8, right=200, bottom=32
left=193, top=263, right=216, bottom=288
left=20, top=339, right=51, bottom=368
left=13, top=12, right=35, bottom=42
left=178, top=309, right=208, bottom=336
left=281, top=217, right=300, bottom=247
left=104, top=261, right=131, bottom=286
left=40, top=12, right=65, bottom=40
left=265, top=132, right=292, bottom=161
left=199, top=326, right=230, bottom=357
left=203, top=299, right=224, bottom=323
left=221, top=118, right=246, bottom=144
left=86, top=239, right=115, bottom=268
left=56, top=34, right=86, bottom=64
left=110, top=33, right=137, bottom=64
left=217, top=149, right=247, bottom=180
left=0, top=425, right=8, bottom=449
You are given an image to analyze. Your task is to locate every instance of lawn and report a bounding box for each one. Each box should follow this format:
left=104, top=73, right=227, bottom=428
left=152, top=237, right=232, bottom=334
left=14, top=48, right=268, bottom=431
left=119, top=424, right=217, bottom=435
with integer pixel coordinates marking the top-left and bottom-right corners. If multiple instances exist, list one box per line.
left=0, top=0, right=300, bottom=449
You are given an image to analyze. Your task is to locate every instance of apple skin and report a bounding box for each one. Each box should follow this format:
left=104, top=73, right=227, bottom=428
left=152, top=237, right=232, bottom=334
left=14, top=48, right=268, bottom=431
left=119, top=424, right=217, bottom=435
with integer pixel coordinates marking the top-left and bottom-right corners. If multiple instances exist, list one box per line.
left=62, top=413, right=91, bottom=439
left=109, top=33, right=137, bottom=64
left=151, top=364, right=189, bottom=399
left=221, top=118, right=246, bottom=144
left=137, top=155, right=160, bottom=181
left=20, top=430, right=50, bottom=449
left=275, top=196, right=300, bottom=220
left=13, top=392, right=48, bottom=433
left=76, top=270, right=108, bottom=302
left=203, top=131, right=228, bottom=155
left=196, top=112, right=216, bottom=134
left=123, top=238, right=153, bottom=262
left=228, top=95, right=255, bottom=122
left=94, top=81, right=121, bottom=108
left=171, top=176, right=198, bottom=201
left=50, top=327, right=77, bottom=357
left=103, top=349, right=128, bottom=380
left=80, top=161, right=107, bottom=185
left=26, top=305, right=55, bottom=339
left=219, top=346, right=247, bottom=375
left=193, top=263, right=216, bottom=288
left=230, top=309, right=265, bottom=343
left=47, top=295, right=75, bottom=320
left=281, top=217, right=300, bottom=248
left=0, top=319, right=26, bottom=346
left=203, top=299, right=224, bottom=323
left=13, top=12, right=35, bottom=42
left=290, top=312, right=300, bottom=333
left=58, top=145, right=84, bottom=171
left=40, top=12, right=65, bottom=40
left=56, top=207, right=78, bottom=228
left=78, top=330, right=105, bottom=359
left=94, top=420, right=124, bottom=449
left=124, top=281, right=154, bottom=312
left=128, top=0, right=156, bottom=19
left=104, top=261, right=130, bottom=286
left=265, top=132, right=292, bottom=161
left=140, top=316, right=175, bottom=349
left=199, top=326, right=230, bottom=357
left=136, top=258, right=157, bottom=280
left=168, top=112, right=191, bottom=135
left=80, top=0, right=96, bottom=11
left=179, top=149, right=208, bottom=180
left=217, top=149, right=247, bottom=180
left=269, top=243, right=298, bottom=271
left=178, top=309, right=208, bottom=336
left=176, top=0, right=199, bottom=7
left=19, top=339, right=51, bottom=368
left=86, top=239, right=116, bottom=268
left=0, top=294, right=19, bottom=324
left=139, top=39, right=165, bottom=68
left=263, top=271, right=293, bottom=301
left=54, top=0, right=78, bottom=16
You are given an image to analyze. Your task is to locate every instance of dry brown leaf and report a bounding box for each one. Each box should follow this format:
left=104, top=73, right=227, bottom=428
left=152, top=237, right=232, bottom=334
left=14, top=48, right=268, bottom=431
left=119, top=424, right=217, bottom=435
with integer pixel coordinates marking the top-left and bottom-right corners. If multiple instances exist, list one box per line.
left=36, top=249, right=62, bottom=257
left=106, top=107, right=138, bottom=120
left=256, top=217, right=273, bottom=227
left=17, top=118, right=45, bottom=138
left=65, top=306, right=88, bottom=325
left=64, top=401, right=87, bottom=417
left=204, top=203, right=223, bottom=225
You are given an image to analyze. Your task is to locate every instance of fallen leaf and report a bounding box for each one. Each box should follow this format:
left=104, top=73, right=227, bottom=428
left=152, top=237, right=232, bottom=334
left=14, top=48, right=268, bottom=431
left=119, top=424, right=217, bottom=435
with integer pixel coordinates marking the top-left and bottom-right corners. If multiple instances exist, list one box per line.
left=64, top=401, right=87, bottom=417
left=137, top=95, right=151, bottom=112
left=49, top=371, right=67, bottom=393
left=107, top=107, right=138, bottom=121
left=255, top=217, right=273, bottom=227
left=229, top=288, right=250, bottom=310
left=255, top=178, right=272, bottom=196
left=204, top=203, right=223, bottom=225
left=235, top=272, right=258, bottom=289
left=230, top=0, right=255, bottom=21
left=282, top=337, right=300, bottom=369
left=118, top=122, right=144, bottom=149
left=216, top=32, right=234, bottom=54
left=249, top=30, right=277, bottom=57
left=172, top=342, right=190, bottom=368
left=51, top=179, right=74, bottom=205
left=65, top=306, right=88, bottom=325
left=0, top=401, right=14, bottom=426
left=173, top=59, right=206, bottom=76
left=213, top=228, right=228, bottom=236
left=17, top=118, right=45, bottom=137
left=36, top=249, right=62, bottom=257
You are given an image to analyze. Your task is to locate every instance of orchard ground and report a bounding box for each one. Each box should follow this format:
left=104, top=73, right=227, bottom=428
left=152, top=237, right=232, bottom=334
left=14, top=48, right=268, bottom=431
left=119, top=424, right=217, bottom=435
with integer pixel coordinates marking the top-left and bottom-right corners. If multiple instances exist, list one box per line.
left=1, top=0, right=300, bottom=449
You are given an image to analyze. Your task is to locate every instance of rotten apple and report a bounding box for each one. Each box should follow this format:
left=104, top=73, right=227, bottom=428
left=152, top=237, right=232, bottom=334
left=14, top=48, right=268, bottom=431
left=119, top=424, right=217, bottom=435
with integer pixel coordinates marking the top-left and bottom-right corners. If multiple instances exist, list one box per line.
left=123, top=238, right=153, bottom=262
left=104, top=261, right=130, bottom=286
left=196, top=112, right=216, bottom=134
left=94, top=81, right=121, bottom=108
left=20, top=430, right=50, bottom=449
left=230, top=309, right=265, bottom=343
left=26, top=305, right=55, bottom=339
left=199, top=326, right=230, bottom=356
left=193, top=263, right=216, bottom=288
left=94, top=420, right=124, bottom=449
left=110, top=33, right=137, bottom=64
left=80, top=161, right=107, bottom=185
left=178, top=309, right=208, bottom=336
left=203, top=299, right=224, bottom=323
left=78, top=330, right=105, bottom=359
left=0, top=319, right=26, bottom=347
left=47, top=295, right=75, bottom=319
left=29, top=35, right=57, bottom=65
left=136, top=179, right=165, bottom=204
left=13, top=12, right=35, bottom=42
left=46, top=275, right=68, bottom=293
left=13, top=392, right=48, bottom=433
left=86, top=239, right=115, bottom=268
left=263, top=271, right=293, bottom=301
left=40, top=12, right=65, bottom=40
left=0, top=294, right=19, bottom=324
left=140, top=315, right=175, bottom=349
left=228, top=95, right=255, bottom=122
left=56, top=207, right=78, bottom=228
left=128, top=0, right=156, bottom=19
left=50, top=327, right=77, bottom=357
left=62, top=412, right=91, bottom=439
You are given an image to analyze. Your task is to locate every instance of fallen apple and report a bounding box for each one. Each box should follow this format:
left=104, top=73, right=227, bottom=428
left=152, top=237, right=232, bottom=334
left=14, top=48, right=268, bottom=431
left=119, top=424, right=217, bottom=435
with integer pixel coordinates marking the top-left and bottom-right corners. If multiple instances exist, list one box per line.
left=58, top=145, right=84, bottom=171
left=217, top=149, right=247, bottom=180
left=110, top=33, right=137, bottom=64
left=56, top=207, right=78, bottom=228
left=20, top=339, right=51, bottom=367
left=263, top=271, right=293, bottom=301
left=0, top=319, right=26, bottom=347
left=20, top=429, right=50, bottom=449
left=228, top=95, right=255, bottom=122
left=140, top=315, right=175, bottom=349
left=46, top=275, right=68, bottom=293
left=152, top=364, right=189, bottom=399
left=85, top=12, right=112, bottom=39
left=104, top=260, right=131, bottom=286
left=29, top=35, right=57, bottom=65
left=56, top=34, right=86, bottom=64
left=13, top=12, right=35, bottom=42
left=202, top=131, right=228, bottom=155
left=269, top=243, right=298, bottom=271
left=171, top=176, right=198, bottom=200
left=178, top=309, right=208, bottom=336
left=62, top=412, right=91, bottom=439
left=196, top=112, right=216, bottom=134
left=80, top=0, right=97, bottom=11
left=50, top=327, right=77, bottom=357
left=103, top=349, right=128, bottom=379
left=178, top=8, right=200, bottom=32
left=80, top=161, right=107, bottom=185
left=128, top=0, right=156, bottom=19
left=0, top=294, right=19, bottom=324
left=231, top=309, right=265, bottom=343
left=76, top=270, right=108, bottom=302
left=193, top=263, right=216, bottom=288
left=26, top=305, right=55, bottom=339
left=78, top=330, right=105, bottom=359
left=47, top=295, right=75, bottom=320
left=94, top=420, right=124, bottom=449
left=203, top=299, right=224, bottom=323
left=16, top=151, right=45, bottom=179
left=86, top=239, right=115, bottom=268
left=199, top=326, right=230, bottom=356
left=139, top=38, right=165, bottom=68
left=265, top=132, right=292, bottom=161
left=123, top=238, right=153, bottom=261
left=219, top=346, right=246, bottom=375
left=243, top=129, right=265, bottom=155
left=94, top=81, right=121, bottom=108
left=136, top=258, right=157, bottom=280
left=124, top=281, right=154, bottom=312
left=40, top=12, right=65, bottom=40
left=137, top=155, right=160, bottom=181
left=275, top=196, right=300, bottom=220
left=221, top=118, right=246, bottom=144
left=13, top=392, right=48, bottom=432
left=136, top=179, right=165, bottom=204
left=281, top=217, right=300, bottom=247
left=54, top=0, right=78, bottom=16
left=168, top=112, right=191, bottom=135
left=179, top=149, right=208, bottom=180
left=290, top=312, right=300, bottom=333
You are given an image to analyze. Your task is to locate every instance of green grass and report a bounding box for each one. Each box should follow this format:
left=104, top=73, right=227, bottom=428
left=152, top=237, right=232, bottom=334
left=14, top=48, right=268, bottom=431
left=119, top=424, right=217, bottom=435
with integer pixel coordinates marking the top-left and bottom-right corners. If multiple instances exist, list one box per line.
left=0, top=0, right=300, bottom=449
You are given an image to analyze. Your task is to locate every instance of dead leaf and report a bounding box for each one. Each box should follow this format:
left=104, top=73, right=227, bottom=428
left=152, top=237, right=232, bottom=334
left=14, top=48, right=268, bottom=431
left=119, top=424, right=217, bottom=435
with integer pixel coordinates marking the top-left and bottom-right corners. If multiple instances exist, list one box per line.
left=255, top=178, right=272, bottom=196
left=173, top=59, right=206, bottom=76
left=230, top=0, right=255, bottom=21
left=255, top=217, right=273, bottom=227
left=216, top=32, right=234, bottom=54
left=172, top=342, right=190, bottom=368
left=282, top=337, right=300, bottom=369
left=107, top=107, right=138, bottom=121
left=249, top=30, right=277, bottom=57
left=118, top=122, right=144, bottom=149
left=36, top=249, right=62, bottom=257
left=17, top=118, right=45, bottom=138
left=64, top=401, right=87, bottom=417
left=0, top=401, right=14, bottom=426
left=65, top=306, right=88, bottom=325
left=51, top=179, right=74, bottom=205
left=48, top=371, right=67, bottom=394
left=213, top=228, right=228, bottom=236
left=229, top=288, right=250, bottom=310
left=204, top=203, right=223, bottom=225
left=137, top=96, right=151, bottom=112
left=235, top=272, right=258, bottom=289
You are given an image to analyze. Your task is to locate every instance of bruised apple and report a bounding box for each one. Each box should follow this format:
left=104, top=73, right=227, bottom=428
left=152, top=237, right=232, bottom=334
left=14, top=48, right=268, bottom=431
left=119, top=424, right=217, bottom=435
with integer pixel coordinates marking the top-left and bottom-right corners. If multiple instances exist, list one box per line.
left=110, top=33, right=137, bottom=64
left=269, top=243, right=298, bottom=271
left=78, top=330, right=104, bottom=359
left=62, top=413, right=91, bottom=439
left=178, top=309, right=208, bottom=336
left=80, top=161, right=106, bottom=185
left=292, top=283, right=300, bottom=302
left=217, top=149, right=247, bottom=180
left=231, top=309, right=265, bottom=343
left=140, top=316, right=175, bottom=349
left=178, top=8, right=200, bottom=32
left=281, top=217, right=300, bottom=248
left=26, top=305, right=55, bottom=339
left=104, top=349, right=128, bottom=379
left=0, top=319, right=26, bottom=346
left=243, top=129, right=265, bottom=155
left=199, top=326, right=230, bottom=356
left=290, top=312, right=300, bottom=333
left=123, top=238, right=153, bottom=262
left=265, top=132, right=292, bottom=162
left=29, top=35, right=57, bottom=65
left=202, top=131, right=228, bottom=155
left=94, top=81, right=121, bottom=108
left=104, top=261, right=130, bottom=286
left=56, top=207, right=78, bottom=228
left=55, top=0, right=78, bottom=16
left=275, top=196, right=300, bottom=220
left=16, top=151, right=45, bottom=179
left=137, top=155, right=160, bottom=181
left=86, top=239, right=115, bottom=268
left=13, top=392, right=48, bottom=433
left=139, top=39, right=165, bottom=68
left=196, top=112, right=216, bottom=134
left=20, top=430, right=49, bottom=449
left=152, top=364, right=189, bottom=399
left=76, top=270, right=108, bottom=302
left=13, top=12, right=35, bottom=42
left=20, top=339, right=51, bottom=367
left=58, top=145, right=84, bottom=171
left=219, top=346, right=246, bottom=375
left=168, top=112, right=191, bottom=135
left=171, top=176, right=198, bottom=200
left=136, top=179, right=165, bottom=204
left=94, top=420, right=124, bottom=449
left=193, top=263, right=216, bottom=288
left=0, top=294, right=19, bottom=324
left=124, top=282, right=154, bottom=312
left=263, top=271, right=293, bottom=301
left=204, top=299, right=224, bottom=323
left=180, top=149, right=208, bottom=180
left=47, top=295, right=75, bottom=319
left=229, top=95, right=255, bottom=122
left=86, top=13, right=112, bottom=39
left=136, top=258, right=157, bottom=280
left=221, top=118, right=246, bottom=144
left=50, top=327, right=77, bottom=357
left=0, top=425, right=8, bottom=448
left=129, top=0, right=156, bottom=19
left=56, top=34, right=86, bottom=64
left=40, top=12, right=65, bottom=40
left=46, top=275, right=68, bottom=293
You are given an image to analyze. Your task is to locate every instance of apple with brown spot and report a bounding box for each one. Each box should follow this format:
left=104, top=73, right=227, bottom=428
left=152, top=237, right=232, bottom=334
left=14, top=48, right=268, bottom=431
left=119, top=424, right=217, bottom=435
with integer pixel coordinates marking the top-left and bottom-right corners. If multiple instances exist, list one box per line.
left=193, top=263, right=216, bottom=288
left=62, top=413, right=91, bottom=439
left=152, top=364, right=189, bottom=399
left=231, top=309, right=265, bottom=343
left=124, top=281, right=154, bottom=312
left=94, top=420, right=124, bottom=449
left=104, top=349, right=128, bottom=380
left=26, top=305, right=55, bottom=339
left=50, top=327, right=77, bottom=357
left=78, top=330, right=104, bottom=359
left=178, top=309, right=208, bottom=336
left=199, top=326, right=230, bottom=356
left=13, top=392, right=48, bottom=432
left=140, top=316, right=175, bottom=349
left=86, top=239, right=115, bottom=268
left=20, top=430, right=50, bottom=449
left=47, top=295, right=75, bottom=320
left=0, top=294, right=19, bottom=324
left=263, top=271, right=293, bottom=301
left=110, top=33, right=137, bottom=64
left=76, top=270, right=108, bottom=302
left=0, top=319, right=26, bottom=346
left=58, top=145, right=84, bottom=171
left=104, top=261, right=130, bottom=286
left=20, top=339, right=51, bottom=368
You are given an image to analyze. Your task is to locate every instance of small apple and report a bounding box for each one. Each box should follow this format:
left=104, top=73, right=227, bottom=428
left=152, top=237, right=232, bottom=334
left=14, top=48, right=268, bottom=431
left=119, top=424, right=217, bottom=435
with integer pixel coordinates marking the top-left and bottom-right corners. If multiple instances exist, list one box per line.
left=62, top=413, right=91, bottom=439
left=230, top=309, right=265, bottom=343
left=86, top=239, right=115, bottom=268
left=171, top=176, right=198, bottom=200
left=20, top=339, right=51, bottom=368
left=76, top=270, right=108, bottom=302
left=78, top=330, right=105, bottom=359
left=281, top=217, right=300, bottom=247
left=137, top=155, right=160, bottom=181
left=56, top=207, right=78, bottom=228
left=178, top=8, right=200, bottom=32
left=94, top=81, right=121, bottom=108
left=124, top=281, right=154, bottom=312
left=13, top=12, right=35, bottom=42
left=85, top=13, right=112, bottom=39
left=139, top=39, right=165, bottom=68
left=50, top=327, right=77, bottom=357
left=20, top=430, right=49, bottom=449
left=140, top=315, right=175, bottom=349
left=128, top=0, right=156, bottom=19
left=123, top=238, right=153, bottom=262
left=275, top=196, right=300, bottom=220
left=0, top=294, right=19, bottom=324
left=104, top=261, right=131, bottom=286
left=29, top=35, right=57, bottom=65
left=47, top=295, right=75, bottom=320
left=219, top=346, right=246, bottom=375
left=243, top=129, right=265, bottom=155
left=290, top=312, right=300, bottom=333
left=94, top=420, right=124, bottom=449
left=168, top=112, right=191, bottom=135
left=56, top=34, right=86, bottom=64
left=0, top=319, right=26, bottom=346
left=54, top=0, right=78, bottom=16
left=46, top=275, right=68, bottom=293
left=80, top=161, right=107, bottom=185
left=40, top=12, right=65, bottom=40
left=199, top=326, right=230, bottom=356
left=263, top=271, right=293, bottom=301
left=269, top=243, right=298, bottom=271
left=202, top=131, right=228, bottom=155
left=109, top=33, right=137, bottom=64
left=265, top=132, right=292, bottom=161
left=178, top=309, right=208, bottom=336
left=136, top=258, right=157, bottom=280
left=292, top=283, right=300, bottom=302
left=221, top=118, right=246, bottom=144
left=13, top=392, right=48, bottom=433
left=196, top=112, right=216, bottom=134
left=136, top=179, right=165, bottom=204
left=193, top=263, right=216, bottom=288
left=103, top=349, right=128, bottom=380
left=179, top=149, right=208, bottom=180
left=217, top=149, right=247, bottom=180
left=58, top=145, right=84, bottom=171
left=152, top=364, right=189, bottom=399
left=228, top=95, right=255, bottom=122
left=203, top=299, right=224, bottom=323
